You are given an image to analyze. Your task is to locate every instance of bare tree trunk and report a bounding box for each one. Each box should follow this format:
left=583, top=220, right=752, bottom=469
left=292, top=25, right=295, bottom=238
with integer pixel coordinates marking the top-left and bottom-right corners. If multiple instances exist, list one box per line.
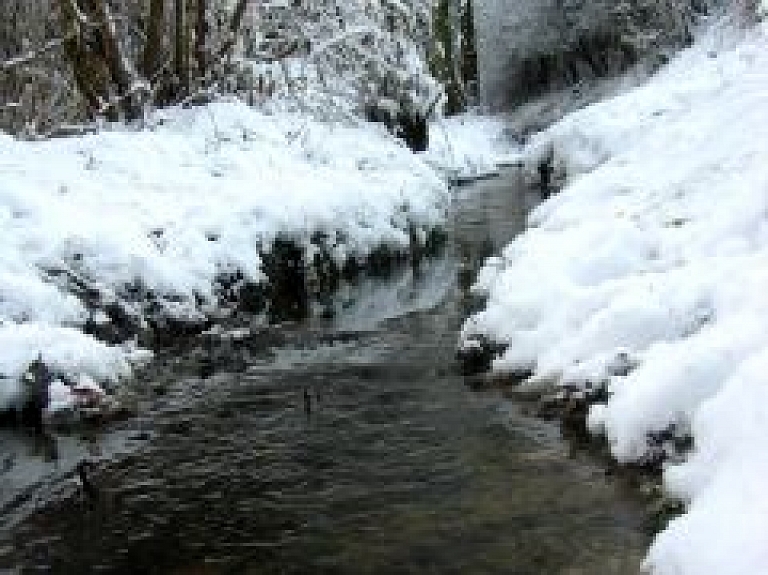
left=59, top=0, right=138, bottom=119
left=174, top=0, right=189, bottom=96
left=230, top=0, right=249, bottom=34
left=141, top=0, right=166, bottom=81
left=195, top=0, right=207, bottom=82
left=59, top=0, right=115, bottom=119
left=86, top=0, right=130, bottom=95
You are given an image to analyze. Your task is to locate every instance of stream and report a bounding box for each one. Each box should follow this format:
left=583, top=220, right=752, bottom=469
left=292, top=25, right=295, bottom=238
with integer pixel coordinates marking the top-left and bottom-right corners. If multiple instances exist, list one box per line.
left=0, top=170, right=650, bottom=574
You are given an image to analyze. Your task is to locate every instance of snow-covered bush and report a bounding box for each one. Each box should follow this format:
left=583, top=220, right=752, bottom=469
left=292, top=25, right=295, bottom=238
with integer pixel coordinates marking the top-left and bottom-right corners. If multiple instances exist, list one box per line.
left=238, top=0, right=441, bottom=122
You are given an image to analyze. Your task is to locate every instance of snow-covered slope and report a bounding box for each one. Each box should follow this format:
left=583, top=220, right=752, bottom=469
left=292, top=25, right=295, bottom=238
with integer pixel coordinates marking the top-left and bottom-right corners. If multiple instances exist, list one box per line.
left=0, top=100, right=510, bottom=411
left=460, top=21, right=768, bottom=575
left=422, top=113, right=522, bottom=180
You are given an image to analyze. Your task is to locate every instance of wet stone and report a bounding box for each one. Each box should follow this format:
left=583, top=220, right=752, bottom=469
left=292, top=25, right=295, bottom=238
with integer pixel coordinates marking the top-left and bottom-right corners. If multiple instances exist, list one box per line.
left=456, top=337, right=507, bottom=376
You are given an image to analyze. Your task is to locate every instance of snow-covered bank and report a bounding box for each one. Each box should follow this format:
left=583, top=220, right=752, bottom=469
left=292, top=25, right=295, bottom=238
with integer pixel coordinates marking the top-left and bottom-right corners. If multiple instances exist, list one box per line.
left=460, top=21, right=768, bottom=575
left=0, top=100, right=511, bottom=414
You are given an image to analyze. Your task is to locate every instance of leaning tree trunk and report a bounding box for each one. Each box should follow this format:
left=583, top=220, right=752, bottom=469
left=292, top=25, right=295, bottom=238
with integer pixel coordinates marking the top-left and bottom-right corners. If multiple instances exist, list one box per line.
left=59, top=0, right=128, bottom=120
left=59, top=0, right=117, bottom=119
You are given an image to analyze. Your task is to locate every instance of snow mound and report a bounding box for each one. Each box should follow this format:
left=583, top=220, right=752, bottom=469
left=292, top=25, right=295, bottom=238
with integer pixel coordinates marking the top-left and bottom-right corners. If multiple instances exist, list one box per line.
left=2, top=99, right=508, bottom=409
left=0, top=323, right=150, bottom=408
left=460, top=21, right=768, bottom=575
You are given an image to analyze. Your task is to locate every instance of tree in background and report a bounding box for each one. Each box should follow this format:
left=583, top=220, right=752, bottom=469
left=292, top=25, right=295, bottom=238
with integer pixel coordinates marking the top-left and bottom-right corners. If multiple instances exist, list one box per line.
left=429, top=0, right=460, bottom=115
left=0, top=0, right=82, bottom=135
left=56, top=0, right=251, bottom=121
left=428, top=0, right=477, bottom=115
left=474, top=0, right=730, bottom=110
left=239, top=1, right=440, bottom=118
left=0, top=0, right=253, bottom=132
left=0, top=0, right=466, bottom=136
left=58, top=0, right=137, bottom=121
left=460, top=0, right=478, bottom=106
left=233, top=0, right=442, bottom=148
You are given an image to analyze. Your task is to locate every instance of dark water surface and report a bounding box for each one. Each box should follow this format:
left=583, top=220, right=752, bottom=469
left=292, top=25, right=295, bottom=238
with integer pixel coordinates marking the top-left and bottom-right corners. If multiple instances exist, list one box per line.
left=0, top=171, right=649, bottom=574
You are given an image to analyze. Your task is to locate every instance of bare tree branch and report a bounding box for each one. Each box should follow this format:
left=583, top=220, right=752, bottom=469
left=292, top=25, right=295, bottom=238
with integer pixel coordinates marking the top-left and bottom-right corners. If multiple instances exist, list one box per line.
left=0, top=35, right=74, bottom=73
left=217, top=0, right=250, bottom=61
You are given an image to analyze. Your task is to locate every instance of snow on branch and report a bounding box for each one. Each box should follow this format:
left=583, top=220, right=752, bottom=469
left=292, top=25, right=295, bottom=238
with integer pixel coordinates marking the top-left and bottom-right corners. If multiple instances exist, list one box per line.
left=307, top=25, right=385, bottom=60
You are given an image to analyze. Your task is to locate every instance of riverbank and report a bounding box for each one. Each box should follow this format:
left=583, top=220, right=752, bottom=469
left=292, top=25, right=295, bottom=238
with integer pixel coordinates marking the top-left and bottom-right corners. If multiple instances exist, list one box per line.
left=460, top=19, right=768, bottom=575
left=2, top=168, right=652, bottom=575
left=0, top=101, right=516, bottom=417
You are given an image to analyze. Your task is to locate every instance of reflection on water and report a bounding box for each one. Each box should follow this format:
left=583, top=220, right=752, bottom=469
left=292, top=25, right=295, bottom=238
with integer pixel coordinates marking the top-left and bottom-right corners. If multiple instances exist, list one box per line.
left=330, top=256, right=457, bottom=333
left=1, top=171, right=649, bottom=574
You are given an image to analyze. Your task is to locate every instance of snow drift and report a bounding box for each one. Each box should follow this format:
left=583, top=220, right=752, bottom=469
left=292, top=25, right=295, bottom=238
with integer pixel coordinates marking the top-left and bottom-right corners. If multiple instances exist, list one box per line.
left=460, top=20, right=768, bottom=575
left=0, top=99, right=512, bottom=411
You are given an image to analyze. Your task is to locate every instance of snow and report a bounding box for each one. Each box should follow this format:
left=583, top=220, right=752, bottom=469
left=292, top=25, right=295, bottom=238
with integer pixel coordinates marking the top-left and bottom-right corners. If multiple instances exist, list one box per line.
left=0, top=323, right=148, bottom=408
left=460, top=20, right=768, bottom=575
left=422, top=113, right=522, bottom=180
left=47, top=378, right=75, bottom=413
left=0, top=98, right=510, bottom=411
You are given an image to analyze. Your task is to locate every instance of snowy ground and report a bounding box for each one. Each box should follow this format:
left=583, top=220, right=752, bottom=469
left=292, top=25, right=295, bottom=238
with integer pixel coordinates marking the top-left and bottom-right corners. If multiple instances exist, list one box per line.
left=0, top=99, right=513, bottom=414
left=460, top=20, right=768, bottom=575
